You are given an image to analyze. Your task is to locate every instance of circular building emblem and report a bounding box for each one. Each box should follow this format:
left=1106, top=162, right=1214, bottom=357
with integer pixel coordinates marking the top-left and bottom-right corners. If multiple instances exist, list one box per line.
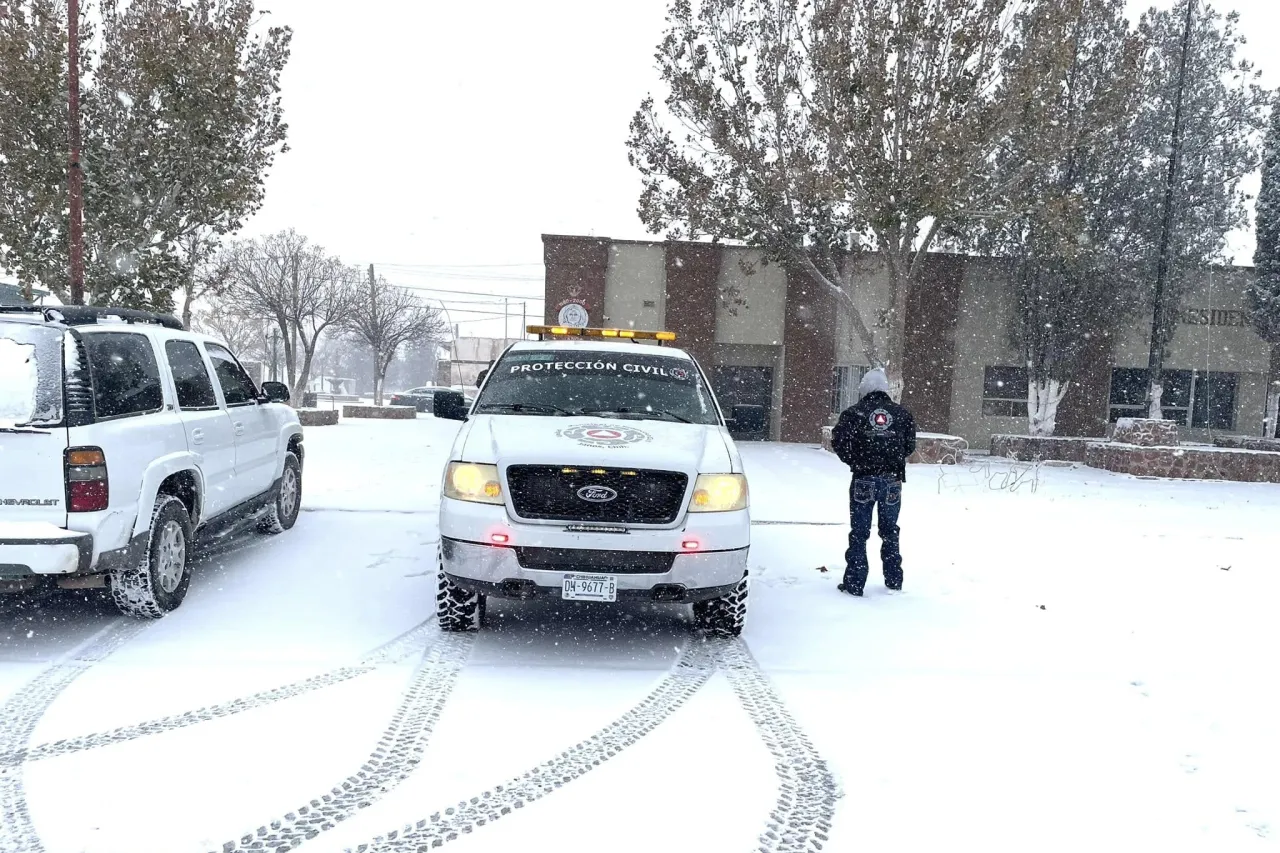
left=557, top=302, right=589, bottom=327
left=556, top=423, right=653, bottom=448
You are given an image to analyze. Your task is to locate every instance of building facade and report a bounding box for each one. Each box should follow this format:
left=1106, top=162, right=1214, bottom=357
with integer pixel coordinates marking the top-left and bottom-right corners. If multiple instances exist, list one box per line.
left=542, top=234, right=1274, bottom=447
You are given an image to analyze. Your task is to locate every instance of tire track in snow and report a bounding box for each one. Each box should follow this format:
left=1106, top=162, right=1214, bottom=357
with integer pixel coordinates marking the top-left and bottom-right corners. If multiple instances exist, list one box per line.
left=343, top=636, right=837, bottom=853
left=346, top=637, right=721, bottom=853
left=5, top=619, right=438, bottom=767
left=0, top=619, right=150, bottom=853
left=211, top=632, right=474, bottom=853
left=719, top=638, right=838, bottom=853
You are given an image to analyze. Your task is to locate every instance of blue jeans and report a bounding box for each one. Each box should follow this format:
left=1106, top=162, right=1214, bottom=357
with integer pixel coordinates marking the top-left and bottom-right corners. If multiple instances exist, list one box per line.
left=843, top=476, right=903, bottom=592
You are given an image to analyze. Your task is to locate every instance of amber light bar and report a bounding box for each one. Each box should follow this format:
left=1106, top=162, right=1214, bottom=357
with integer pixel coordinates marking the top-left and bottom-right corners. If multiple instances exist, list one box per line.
left=527, top=325, right=677, bottom=342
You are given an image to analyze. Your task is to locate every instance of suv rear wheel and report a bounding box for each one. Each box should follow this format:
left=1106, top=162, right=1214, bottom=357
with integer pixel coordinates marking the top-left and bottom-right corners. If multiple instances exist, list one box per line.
left=692, top=574, right=748, bottom=637
left=110, top=495, right=194, bottom=619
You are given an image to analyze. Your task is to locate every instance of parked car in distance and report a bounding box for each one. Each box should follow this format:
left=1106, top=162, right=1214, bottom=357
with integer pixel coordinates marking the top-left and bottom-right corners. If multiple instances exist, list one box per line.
left=389, top=386, right=456, bottom=413
left=0, top=306, right=304, bottom=619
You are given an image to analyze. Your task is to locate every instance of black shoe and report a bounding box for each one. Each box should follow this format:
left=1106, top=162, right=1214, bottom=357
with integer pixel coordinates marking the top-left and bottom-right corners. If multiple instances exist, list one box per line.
left=837, top=583, right=864, bottom=597
left=886, top=582, right=902, bottom=592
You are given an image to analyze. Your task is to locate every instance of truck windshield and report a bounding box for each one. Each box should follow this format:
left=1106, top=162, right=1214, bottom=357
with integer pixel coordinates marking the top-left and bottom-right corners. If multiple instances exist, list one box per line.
left=474, top=349, right=720, bottom=425
left=0, top=321, right=64, bottom=428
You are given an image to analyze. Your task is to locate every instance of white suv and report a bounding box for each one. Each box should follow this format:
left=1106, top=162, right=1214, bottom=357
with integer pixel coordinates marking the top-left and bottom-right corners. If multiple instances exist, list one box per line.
left=432, top=326, right=755, bottom=636
left=0, top=306, right=304, bottom=618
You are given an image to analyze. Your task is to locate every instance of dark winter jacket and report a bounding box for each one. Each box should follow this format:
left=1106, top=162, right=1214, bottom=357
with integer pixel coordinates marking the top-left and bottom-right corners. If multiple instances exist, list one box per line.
left=831, top=391, right=918, bottom=482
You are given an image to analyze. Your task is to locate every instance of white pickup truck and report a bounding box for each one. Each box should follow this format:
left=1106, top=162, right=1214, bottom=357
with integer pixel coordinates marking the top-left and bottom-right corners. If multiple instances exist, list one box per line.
left=0, top=306, right=303, bottom=618
left=432, top=326, right=758, bottom=636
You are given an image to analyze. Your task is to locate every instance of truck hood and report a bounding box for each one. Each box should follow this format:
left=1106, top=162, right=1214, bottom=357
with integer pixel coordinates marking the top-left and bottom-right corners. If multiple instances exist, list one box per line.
left=457, top=415, right=737, bottom=474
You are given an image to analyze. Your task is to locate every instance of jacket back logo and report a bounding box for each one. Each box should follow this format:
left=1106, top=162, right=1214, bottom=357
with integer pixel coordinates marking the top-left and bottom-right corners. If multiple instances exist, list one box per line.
left=869, top=409, right=894, bottom=432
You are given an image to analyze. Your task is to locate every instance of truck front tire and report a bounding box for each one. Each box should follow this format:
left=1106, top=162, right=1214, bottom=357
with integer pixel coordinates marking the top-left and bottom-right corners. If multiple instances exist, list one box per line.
left=693, top=573, right=748, bottom=637
left=436, top=548, right=486, bottom=632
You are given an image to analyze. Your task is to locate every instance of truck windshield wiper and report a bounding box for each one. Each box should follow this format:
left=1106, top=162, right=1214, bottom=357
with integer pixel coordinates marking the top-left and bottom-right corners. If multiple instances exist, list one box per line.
left=474, top=402, right=573, bottom=416
left=576, top=408, right=692, bottom=424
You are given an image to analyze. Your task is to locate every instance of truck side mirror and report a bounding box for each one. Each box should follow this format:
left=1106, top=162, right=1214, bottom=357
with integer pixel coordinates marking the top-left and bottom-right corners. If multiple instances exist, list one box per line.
left=433, top=390, right=469, bottom=421
left=261, top=381, right=291, bottom=404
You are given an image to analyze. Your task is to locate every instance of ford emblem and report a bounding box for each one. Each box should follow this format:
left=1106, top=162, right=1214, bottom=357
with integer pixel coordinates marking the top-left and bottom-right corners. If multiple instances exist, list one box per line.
left=576, top=485, right=618, bottom=503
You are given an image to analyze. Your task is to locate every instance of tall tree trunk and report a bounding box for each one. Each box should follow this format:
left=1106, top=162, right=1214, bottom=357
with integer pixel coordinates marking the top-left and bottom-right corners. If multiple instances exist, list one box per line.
left=882, top=261, right=912, bottom=401
left=1267, top=344, right=1280, bottom=438
left=1027, top=378, right=1070, bottom=437
left=295, top=346, right=316, bottom=408
left=371, top=348, right=382, bottom=405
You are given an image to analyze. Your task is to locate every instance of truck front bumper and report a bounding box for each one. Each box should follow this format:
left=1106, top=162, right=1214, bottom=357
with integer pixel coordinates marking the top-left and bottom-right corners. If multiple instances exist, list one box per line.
left=441, top=536, right=749, bottom=603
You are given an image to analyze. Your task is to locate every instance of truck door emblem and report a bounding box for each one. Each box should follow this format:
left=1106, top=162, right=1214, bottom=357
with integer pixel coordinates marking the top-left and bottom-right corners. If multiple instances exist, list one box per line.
left=577, top=486, right=618, bottom=503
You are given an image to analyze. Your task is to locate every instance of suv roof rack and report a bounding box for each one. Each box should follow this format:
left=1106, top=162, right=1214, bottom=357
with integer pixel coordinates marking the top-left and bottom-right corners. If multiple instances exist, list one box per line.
left=0, top=304, right=185, bottom=330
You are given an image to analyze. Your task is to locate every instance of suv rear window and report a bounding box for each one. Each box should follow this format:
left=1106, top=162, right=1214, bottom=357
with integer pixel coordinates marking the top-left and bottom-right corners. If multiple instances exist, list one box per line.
left=83, top=332, right=164, bottom=419
left=0, top=321, right=65, bottom=427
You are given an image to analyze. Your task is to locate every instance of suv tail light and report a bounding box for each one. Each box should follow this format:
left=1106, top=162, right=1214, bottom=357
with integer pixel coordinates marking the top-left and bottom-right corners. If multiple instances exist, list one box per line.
left=66, top=447, right=109, bottom=512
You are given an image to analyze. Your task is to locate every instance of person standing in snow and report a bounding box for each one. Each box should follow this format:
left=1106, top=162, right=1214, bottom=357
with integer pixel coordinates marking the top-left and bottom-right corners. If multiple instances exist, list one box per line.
left=830, top=367, right=917, bottom=596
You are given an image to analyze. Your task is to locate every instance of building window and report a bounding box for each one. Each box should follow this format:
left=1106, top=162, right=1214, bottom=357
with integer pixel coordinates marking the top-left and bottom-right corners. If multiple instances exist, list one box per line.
left=831, top=365, right=868, bottom=413
left=1108, top=368, right=1237, bottom=430
left=1192, top=372, right=1237, bottom=431
left=981, top=366, right=1029, bottom=418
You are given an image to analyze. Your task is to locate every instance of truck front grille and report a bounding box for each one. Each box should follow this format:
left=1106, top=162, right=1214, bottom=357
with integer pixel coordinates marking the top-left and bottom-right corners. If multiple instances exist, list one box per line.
left=505, top=465, right=688, bottom=525
left=514, top=547, right=676, bottom=574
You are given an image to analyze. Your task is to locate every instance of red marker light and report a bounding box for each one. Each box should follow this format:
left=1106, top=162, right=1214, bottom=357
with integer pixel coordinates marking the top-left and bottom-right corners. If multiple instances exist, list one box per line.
left=491, top=533, right=510, bottom=544
left=681, top=540, right=700, bottom=551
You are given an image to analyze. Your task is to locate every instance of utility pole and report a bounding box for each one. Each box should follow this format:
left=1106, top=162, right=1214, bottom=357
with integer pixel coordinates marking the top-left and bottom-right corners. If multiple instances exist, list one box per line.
left=368, top=264, right=379, bottom=403
left=68, top=0, right=86, bottom=305
left=1145, top=0, right=1196, bottom=420
left=503, top=297, right=509, bottom=349
left=271, top=328, right=280, bottom=382
left=521, top=301, right=527, bottom=339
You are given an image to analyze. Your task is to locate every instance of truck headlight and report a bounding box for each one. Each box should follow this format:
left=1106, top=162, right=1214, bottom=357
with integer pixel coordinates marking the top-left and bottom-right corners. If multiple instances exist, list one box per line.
left=444, top=462, right=503, bottom=504
left=689, top=474, right=748, bottom=512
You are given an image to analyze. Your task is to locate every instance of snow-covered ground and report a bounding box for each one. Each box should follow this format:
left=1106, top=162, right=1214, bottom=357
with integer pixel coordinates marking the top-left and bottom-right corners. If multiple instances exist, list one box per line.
left=1, top=416, right=1276, bottom=852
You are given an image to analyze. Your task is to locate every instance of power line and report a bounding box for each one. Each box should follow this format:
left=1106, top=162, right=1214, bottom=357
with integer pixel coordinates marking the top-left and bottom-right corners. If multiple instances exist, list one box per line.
left=370, top=266, right=544, bottom=282
left=385, top=281, right=545, bottom=301
left=376, top=261, right=542, bottom=270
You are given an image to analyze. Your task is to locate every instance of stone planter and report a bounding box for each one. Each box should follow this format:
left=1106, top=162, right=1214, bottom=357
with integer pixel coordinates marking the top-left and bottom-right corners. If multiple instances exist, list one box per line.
left=990, top=434, right=1097, bottom=464
left=296, top=408, right=339, bottom=427
left=910, top=434, right=968, bottom=465
left=341, top=404, right=416, bottom=420
left=1212, top=434, right=1280, bottom=453
left=822, top=426, right=966, bottom=465
left=1112, top=417, right=1180, bottom=447
left=1086, top=442, right=1280, bottom=483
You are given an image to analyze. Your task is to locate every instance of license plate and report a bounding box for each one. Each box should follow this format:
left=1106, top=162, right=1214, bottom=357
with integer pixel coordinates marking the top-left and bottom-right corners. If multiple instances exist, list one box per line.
left=561, top=573, right=617, bottom=602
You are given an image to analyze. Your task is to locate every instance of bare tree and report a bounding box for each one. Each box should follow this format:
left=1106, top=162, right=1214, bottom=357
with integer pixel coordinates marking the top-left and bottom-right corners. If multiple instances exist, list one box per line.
left=344, top=266, right=448, bottom=405
left=179, top=232, right=234, bottom=329
left=627, top=0, right=1087, bottom=397
left=224, top=230, right=356, bottom=405
left=192, top=294, right=269, bottom=363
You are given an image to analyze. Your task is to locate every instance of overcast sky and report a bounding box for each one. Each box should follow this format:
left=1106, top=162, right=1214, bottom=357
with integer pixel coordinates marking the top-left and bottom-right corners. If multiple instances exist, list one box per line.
left=242, top=0, right=1279, bottom=340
